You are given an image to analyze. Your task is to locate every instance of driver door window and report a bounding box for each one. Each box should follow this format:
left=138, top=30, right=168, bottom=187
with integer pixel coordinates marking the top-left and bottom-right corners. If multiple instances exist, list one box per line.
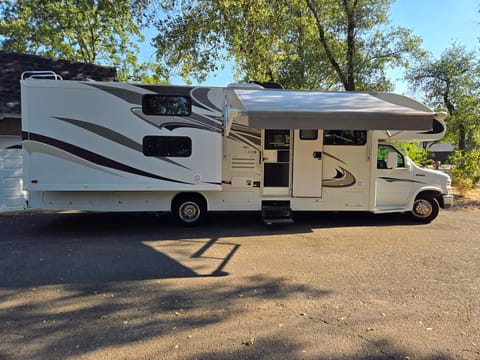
left=377, top=145, right=405, bottom=169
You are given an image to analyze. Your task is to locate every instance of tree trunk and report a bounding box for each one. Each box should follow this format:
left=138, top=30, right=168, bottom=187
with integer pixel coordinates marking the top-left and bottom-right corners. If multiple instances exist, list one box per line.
left=443, top=87, right=465, bottom=151
left=306, top=0, right=349, bottom=90
left=458, top=124, right=466, bottom=152
left=344, top=0, right=357, bottom=91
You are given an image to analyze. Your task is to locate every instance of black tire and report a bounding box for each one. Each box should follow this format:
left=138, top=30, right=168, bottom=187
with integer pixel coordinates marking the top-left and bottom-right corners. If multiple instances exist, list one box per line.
left=410, top=194, right=439, bottom=223
left=171, top=195, right=207, bottom=226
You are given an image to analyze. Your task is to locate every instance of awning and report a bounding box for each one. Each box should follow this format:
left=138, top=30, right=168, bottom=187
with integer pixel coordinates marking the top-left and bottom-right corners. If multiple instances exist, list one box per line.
left=228, top=89, right=445, bottom=131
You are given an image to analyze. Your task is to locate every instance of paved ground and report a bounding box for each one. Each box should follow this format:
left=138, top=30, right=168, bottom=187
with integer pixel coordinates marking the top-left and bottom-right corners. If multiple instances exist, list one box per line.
left=0, top=209, right=479, bottom=359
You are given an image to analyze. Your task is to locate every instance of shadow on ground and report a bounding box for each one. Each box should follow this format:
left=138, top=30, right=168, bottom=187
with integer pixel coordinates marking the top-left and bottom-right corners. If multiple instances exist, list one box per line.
left=0, top=211, right=459, bottom=360
left=0, top=211, right=422, bottom=287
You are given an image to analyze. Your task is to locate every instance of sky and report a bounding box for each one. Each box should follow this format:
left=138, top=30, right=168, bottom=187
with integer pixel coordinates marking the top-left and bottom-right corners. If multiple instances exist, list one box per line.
left=140, top=0, right=480, bottom=93
left=389, top=0, right=479, bottom=93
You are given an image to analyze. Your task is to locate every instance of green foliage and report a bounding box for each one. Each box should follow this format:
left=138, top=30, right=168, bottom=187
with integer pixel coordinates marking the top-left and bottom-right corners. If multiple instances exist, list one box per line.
left=118, top=61, right=169, bottom=84
left=406, top=44, right=480, bottom=152
left=151, top=0, right=424, bottom=90
left=305, top=0, right=424, bottom=91
left=449, top=150, right=480, bottom=190
left=0, top=0, right=145, bottom=81
left=397, top=143, right=429, bottom=166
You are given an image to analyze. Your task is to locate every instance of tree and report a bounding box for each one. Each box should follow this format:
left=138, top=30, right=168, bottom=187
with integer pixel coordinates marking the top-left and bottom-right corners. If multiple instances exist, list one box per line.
left=151, top=0, right=423, bottom=90
left=305, top=0, right=423, bottom=91
left=406, top=44, right=480, bottom=152
left=0, top=0, right=145, bottom=80
left=406, top=44, right=480, bottom=188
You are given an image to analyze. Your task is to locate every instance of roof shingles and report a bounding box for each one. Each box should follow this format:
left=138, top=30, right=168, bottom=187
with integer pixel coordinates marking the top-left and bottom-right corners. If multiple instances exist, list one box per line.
left=0, top=51, right=117, bottom=116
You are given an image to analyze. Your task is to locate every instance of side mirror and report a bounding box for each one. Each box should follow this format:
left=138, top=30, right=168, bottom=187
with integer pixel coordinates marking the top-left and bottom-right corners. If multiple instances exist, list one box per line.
left=386, top=152, right=398, bottom=169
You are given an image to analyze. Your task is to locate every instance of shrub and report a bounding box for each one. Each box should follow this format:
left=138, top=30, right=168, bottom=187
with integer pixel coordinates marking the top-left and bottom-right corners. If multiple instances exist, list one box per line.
left=449, top=150, right=480, bottom=191
left=397, top=143, right=429, bottom=166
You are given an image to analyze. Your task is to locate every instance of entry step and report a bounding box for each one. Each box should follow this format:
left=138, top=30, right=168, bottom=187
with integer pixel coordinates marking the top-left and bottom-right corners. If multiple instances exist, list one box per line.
left=263, top=218, right=295, bottom=226
left=261, top=200, right=294, bottom=225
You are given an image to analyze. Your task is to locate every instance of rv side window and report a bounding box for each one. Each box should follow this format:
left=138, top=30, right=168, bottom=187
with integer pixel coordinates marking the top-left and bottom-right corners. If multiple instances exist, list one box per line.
left=377, top=144, right=405, bottom=168
left=143, top=136, right=192, bottom=157
left=142, top=95, right=191, bottom=116
left=324, top=130, right=367, bottom=145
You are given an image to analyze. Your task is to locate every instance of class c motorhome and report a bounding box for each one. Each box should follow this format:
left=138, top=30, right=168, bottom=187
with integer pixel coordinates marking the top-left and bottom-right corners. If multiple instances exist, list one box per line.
left=20, top=72, right=453, bottom=225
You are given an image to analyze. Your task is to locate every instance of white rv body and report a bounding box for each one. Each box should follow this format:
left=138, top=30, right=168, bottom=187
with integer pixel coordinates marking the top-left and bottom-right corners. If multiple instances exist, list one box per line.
left=21, top=77, right=453, bottom=224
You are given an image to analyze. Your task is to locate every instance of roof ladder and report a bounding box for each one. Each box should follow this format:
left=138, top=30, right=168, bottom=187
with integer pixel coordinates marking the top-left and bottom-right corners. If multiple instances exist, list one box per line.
left=21, top=71, right=63, bottom=80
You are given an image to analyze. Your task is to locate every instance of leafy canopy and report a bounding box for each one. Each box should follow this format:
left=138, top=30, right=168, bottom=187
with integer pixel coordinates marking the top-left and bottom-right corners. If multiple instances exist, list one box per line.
left=151, top=0, right=423, bottom=90
left=406, top=44, right=480, bottom=152
left=406, top=44, right=480, bottom=188
left=0, top=0, right=145, bottom=80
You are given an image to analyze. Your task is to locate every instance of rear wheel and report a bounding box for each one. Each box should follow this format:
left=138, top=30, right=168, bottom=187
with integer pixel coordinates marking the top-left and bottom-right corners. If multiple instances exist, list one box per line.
left=172, top=195, right=207, bottom=226
left=411, top=194, right=439, bottom=223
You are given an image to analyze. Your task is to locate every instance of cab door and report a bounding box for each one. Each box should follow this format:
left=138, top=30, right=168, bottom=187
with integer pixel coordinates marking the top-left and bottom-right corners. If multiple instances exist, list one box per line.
left=292, top=129, right=323, bottom=197
left=376, top=144, right=414, bottom=208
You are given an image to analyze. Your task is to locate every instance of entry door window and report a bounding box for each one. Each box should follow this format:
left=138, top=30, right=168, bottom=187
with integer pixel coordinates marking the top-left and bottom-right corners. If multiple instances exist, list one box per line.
left=264, top=129, right=290, bottom=149
left=264, top=129, right=290, bottom=187
left=299, top=129, right=318, bottom=140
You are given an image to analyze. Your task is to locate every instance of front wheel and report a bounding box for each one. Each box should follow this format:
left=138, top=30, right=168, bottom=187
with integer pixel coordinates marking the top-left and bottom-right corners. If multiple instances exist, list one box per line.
left=410, top=195, right=439, bottom=223
left=171, top=195, right=207, bottom=226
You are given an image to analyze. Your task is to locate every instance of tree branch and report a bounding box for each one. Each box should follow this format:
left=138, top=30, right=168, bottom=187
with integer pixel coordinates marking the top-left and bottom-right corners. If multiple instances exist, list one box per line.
left=305, top=0, right=349, bottom=90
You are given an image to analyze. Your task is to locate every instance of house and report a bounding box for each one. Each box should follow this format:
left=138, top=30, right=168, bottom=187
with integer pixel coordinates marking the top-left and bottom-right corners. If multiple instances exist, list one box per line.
left=0, top=51, right=117, bottom=211
left=428, top=142, right=456, bottom=163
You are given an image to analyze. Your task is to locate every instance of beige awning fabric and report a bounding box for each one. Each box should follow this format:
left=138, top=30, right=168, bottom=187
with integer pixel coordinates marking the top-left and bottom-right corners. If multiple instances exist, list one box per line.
left=229, top=89, right=439, bottom=131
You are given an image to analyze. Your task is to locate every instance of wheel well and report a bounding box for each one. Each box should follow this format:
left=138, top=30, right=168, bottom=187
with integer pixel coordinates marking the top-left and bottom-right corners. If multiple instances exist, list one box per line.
left=415, top=190, right=444, bottom=208
left=171, top=192, right=208, bottom=210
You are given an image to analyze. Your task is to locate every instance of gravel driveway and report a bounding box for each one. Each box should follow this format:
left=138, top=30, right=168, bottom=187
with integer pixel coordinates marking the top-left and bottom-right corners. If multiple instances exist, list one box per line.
left=0, top=209, right=479, bottom=359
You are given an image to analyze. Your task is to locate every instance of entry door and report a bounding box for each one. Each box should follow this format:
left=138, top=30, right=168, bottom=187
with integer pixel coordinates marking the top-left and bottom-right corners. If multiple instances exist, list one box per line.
left=292, top=129, right=323, bottom=197
left=263, top=129, right=290, bottom=196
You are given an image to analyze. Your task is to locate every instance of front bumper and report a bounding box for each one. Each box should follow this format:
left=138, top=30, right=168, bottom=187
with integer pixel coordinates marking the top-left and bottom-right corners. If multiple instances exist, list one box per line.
left=442, top=194, right=454, bottom=208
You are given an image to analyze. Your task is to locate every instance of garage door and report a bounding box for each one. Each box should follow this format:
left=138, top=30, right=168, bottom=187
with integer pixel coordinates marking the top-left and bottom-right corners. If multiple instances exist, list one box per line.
left=0, top=149, right=27, bottom=212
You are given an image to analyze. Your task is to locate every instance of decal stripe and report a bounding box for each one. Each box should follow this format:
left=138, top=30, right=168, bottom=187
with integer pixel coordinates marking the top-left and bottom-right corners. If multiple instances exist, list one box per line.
left=54, top=117, right=142, bottom=152
left=189, top=112, right=223, bottom=132
left=378, top=177, right=425, bottom=184
left=23, top=141, right=124, bottom=177
left=323, top=166, right=356, bottom=187
left=24, top=132, right=192, bottom=184
left=86, top=83, right=143, bottom=105
left=205, top=181, right=222, bottom=185
left=323, top=151, right=346, bottom=164
left=191, top=87, right=222, bottom=112
left=131, top=108, right=222, bottom=133
left=53, top=117, right=192, bottom=170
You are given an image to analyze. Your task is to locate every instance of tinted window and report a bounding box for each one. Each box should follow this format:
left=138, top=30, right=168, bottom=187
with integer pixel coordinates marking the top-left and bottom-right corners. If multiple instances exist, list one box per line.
left=324, top=130, right=367, bottom=145
left=299, top=129, right=318, bottom=140
left=142, top=95, right=191, bottom=116
left=143, top=136, right=192, bottom=157
left=264, top=129, right=290, bottom=150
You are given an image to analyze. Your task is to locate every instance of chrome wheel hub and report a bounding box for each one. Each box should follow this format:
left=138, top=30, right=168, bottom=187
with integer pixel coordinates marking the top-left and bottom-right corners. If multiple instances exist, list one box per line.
left=179, top=202, right=200, bottom=222
left=414, top=199, right=432, bottom=218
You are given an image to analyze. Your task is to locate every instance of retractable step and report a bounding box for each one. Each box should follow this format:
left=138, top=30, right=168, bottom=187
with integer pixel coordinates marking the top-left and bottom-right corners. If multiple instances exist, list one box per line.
left=261, top=200, right=294, bottom=225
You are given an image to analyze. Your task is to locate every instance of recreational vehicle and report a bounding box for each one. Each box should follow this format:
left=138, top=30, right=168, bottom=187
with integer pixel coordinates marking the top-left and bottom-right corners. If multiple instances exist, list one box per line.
left=20, top=72, right=453, bottom=225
